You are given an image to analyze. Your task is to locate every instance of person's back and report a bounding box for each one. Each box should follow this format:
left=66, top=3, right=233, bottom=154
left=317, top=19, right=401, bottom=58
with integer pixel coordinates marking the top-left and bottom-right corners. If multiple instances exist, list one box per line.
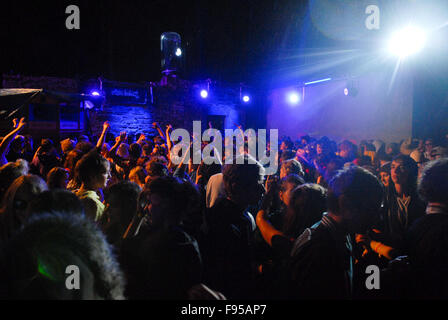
left=285, top=166, right=383, bottom=300
left=406, top=213, right=448, bottom=298
left=120, top=176, right=203, bottom=300
left=287, top=215, right=352, bottom=299
left=202, top=155, right=264, bottom=299
left=120, top=225, right=202, bottom=300
left=204, top=197, right=256, bottom=299
left=405, top=158, right=448, bottom=298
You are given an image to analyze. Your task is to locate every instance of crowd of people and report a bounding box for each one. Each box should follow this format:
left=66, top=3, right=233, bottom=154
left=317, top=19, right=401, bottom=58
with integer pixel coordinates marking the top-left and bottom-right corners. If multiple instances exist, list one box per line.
left=0, top=116, right=447, bottom=300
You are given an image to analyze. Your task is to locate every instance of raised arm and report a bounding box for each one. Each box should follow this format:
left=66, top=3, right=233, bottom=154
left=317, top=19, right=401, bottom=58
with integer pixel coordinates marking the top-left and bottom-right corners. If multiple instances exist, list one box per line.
left=152, top=122, right=166, bottom=142
left=0, top=118, right=26, bottom=160
left=96, top=121, right=110, bottom=151
left=109, top=131, right=127, bottom=158
left=165, top=124, right=173, bottom=154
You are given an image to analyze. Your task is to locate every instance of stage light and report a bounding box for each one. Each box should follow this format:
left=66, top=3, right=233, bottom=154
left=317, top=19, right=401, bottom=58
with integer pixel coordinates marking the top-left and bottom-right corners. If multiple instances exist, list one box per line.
left=388, top=26, right=426, bottom=58
left=304, top=78, right=332, bottom=86
left=287, top=92, right=300, bottom=105
left=344, top=86, right=358, bottom=97
left=91, top=91, right=101, bottom=96
left=175, top=48, right=182, bottom=57
left=84, top=101, right=95, bottom=109
left=242, top=95, right=250, bottom=103
left=200, top=90, right=209, bottom=99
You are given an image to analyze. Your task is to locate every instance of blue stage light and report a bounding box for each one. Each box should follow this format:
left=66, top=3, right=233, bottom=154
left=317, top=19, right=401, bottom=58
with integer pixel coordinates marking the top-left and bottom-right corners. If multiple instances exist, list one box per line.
left=287, top=92, right=300, bottom=104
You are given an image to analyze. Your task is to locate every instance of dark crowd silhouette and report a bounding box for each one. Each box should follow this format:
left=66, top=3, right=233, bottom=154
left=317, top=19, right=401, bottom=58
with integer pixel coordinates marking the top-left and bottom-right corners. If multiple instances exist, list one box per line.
left=0, top=117, right=447, bottom=300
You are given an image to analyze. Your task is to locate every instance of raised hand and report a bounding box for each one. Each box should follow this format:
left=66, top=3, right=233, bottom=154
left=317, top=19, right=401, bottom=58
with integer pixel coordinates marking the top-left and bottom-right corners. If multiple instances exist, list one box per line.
left=137, top=134, right=146, bottom=143
left=119, top=131, right=127, bottom=142
left=12, top=118, right=18, bottom=128
left=17, top=118, right=26, bottom=130
left=103, top=121, right=110, bottom=132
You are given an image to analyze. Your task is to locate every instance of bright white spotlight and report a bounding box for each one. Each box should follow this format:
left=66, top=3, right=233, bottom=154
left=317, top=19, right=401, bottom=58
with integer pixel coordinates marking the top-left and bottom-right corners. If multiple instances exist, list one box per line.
left=200, top=90, right=208, bottom=99
left=175, top=48, right=182, bottom=57
left=287, top=92, right=300, bottom=104
left=388, top=26, right=426, bottom=58
left=91, top=91, right=101, bottom=97
left=242, top=95, right=250, bottom=103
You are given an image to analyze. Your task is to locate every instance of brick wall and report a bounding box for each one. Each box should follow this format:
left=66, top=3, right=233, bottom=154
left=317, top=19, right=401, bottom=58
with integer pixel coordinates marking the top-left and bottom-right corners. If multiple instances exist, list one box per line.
left=87, top=77, right=244, bottom=140
left=2, top=74, right=246, bottom=142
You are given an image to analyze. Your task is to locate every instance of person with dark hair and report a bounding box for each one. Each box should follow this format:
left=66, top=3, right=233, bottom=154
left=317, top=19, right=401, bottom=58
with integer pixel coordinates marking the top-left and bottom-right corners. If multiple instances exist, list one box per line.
left=404, top=157, right=448, bottom=298
left=7, top=135, right=31, bottom=163
left=145, top=159, right=169, bottom=184
left=381, top=155, right=426, bottom=252
left=287, top=166, right=383, bottom=299
left=74, top=141, right=94, bottom=154
left=338, top=140, right=358, bottom=164
left=282, top=184, right=327, bottom=240
left=101, top=181, right=141, bottom=247
left=353, top=155, right=425, bottom=273
left=258, top=174, right=305, bottom=234
left=0, top=159, right=29, bottom=198
left=256, top=183, right=327, bottom=298
left=313, top=139, right=336, bottom=182
left=202, top=155, right=265, bottom=299
left=379, top=162, right=391, bottom=188
left=60, top=138, right=75, bottom=163
left=110, top=141, right=142, bottom=180
left=27, top=189, right=85, bottom=217
left=279, top=150, right=296, bottom=167
left=257, top=182, right=326, bottom=249
left=280, top=138, right=294, bottom=152
left=195, top=161, right=222, bottom=191
left=128, top=166, right=147, bottom=189
left=319, top=157, right=345, bottom=188
left=386, top=142, right=400, bottom=158
left=30, top=138, right=62, bottom=178
left=0, top=212, right=125, bottom=299
left=280, top=159, right=304, bottom=179
left=64, top=149, right=85, bottom=191
left=0, top=175, right=48, bottom=242
left=74, top=151, right=111, bottom=222
left=300, top=135, right=311, bottom=146
left=294, top=145, right=316, bottom=183
left=0, top=118, right=27, bottom=167
left=120, top=176, right=202, bottom=300
left=46, top=167, right=69, bottom=190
